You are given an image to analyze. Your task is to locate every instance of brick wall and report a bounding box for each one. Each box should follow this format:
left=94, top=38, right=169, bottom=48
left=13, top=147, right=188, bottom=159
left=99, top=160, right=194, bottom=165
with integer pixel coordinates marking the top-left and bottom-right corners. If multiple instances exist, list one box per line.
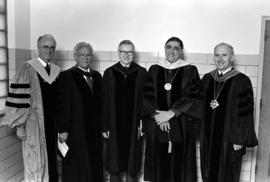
left=2, top=48, right=259, bottom=182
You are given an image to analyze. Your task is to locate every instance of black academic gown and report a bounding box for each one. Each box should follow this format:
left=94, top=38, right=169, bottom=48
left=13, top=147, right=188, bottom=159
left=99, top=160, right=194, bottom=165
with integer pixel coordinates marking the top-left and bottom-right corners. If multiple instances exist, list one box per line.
left=200, top=71, right=258, bottom=182
left=57, top=66, right=103, bottom=182
left=38, top=74, right=59, bottom=182
left=142, top=64, right=202, bottom=182
left=102, top=62, right=147, bottom=177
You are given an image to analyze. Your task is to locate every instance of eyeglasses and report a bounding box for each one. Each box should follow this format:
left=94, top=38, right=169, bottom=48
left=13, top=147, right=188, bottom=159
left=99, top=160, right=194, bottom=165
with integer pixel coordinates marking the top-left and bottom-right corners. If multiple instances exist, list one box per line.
left=119, top=51, right=134, bottom=56
left=78, top=54, right=93, bottom=59
left=166, top=45, right=181, bottom=51
left=42, top=45, right=56, bottom=50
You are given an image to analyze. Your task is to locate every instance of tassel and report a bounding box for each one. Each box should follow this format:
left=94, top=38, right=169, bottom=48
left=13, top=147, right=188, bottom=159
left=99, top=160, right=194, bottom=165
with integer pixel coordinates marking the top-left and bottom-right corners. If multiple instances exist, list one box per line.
left=167, top=131, right=172, bottom=153
left=168, top=140, right=172, bottom=153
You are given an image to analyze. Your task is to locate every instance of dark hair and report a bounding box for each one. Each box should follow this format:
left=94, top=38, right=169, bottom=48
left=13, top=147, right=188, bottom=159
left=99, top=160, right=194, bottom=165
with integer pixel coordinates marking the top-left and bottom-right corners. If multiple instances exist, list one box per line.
left=165, top=37, right=184, bottom=49
left=118, top=40, right=135, bottom=51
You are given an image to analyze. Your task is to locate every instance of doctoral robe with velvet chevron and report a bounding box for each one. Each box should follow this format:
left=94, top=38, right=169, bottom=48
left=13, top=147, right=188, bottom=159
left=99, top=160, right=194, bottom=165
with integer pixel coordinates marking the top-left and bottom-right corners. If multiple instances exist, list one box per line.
left=200, top=70, right=258, bottom=182
left=102, top=62, right=147, bottom=177
left=142, top=64, right=202, bottom=182
left=0, top=59, right=60, bottom=182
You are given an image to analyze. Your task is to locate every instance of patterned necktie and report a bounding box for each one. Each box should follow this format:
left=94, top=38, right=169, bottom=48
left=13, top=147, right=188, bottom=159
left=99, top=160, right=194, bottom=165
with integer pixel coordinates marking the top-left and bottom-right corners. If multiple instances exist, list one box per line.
left=45, top=64, right=50, bottom=75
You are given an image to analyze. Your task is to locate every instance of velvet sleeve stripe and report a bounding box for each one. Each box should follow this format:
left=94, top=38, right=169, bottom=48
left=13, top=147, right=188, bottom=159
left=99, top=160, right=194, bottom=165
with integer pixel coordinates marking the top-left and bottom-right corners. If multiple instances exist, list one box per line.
left=8, top=92, right=30, bottom=98
left=10, top=83, right=30, bottom=88
left=237, top=88, right=254, bottom=117
left=237, top=88, right=253, bottom=98
left=6, top=101, right=30, bottom=108
left=238, top=108, right=253, bottom=117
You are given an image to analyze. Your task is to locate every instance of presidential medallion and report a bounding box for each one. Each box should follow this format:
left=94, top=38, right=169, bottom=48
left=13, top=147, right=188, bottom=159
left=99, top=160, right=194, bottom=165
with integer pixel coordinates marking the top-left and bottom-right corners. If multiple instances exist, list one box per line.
left=164, top=83, right=172, bottom=91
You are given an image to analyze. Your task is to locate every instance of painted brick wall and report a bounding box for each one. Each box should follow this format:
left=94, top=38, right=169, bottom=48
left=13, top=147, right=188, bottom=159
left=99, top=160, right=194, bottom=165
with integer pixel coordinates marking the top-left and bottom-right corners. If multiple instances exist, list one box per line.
left=4, top=48, right=259, bottom=182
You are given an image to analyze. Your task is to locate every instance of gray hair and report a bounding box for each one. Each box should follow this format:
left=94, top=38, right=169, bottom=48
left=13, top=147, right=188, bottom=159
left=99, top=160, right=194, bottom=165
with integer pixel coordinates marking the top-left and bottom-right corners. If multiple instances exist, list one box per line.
left=37, top=34, right=56, bottom=47
left=214, top=42, right=234, bottom=55
left=74, top=42, right=93, bottom=54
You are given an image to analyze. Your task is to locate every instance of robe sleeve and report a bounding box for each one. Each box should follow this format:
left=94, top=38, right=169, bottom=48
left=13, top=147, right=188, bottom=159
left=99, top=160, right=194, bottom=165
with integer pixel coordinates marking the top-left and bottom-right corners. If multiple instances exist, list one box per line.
left=170, top=65, right=203, bottom=119
left=101, top=69, right=113, bottom=132
left=56, top=71, right=72, bottom=133
left=229, top=75, right=258, bottom=147
left=0, top=63, right=31, bottom=131
left=141, top=66, right=159, bottom=134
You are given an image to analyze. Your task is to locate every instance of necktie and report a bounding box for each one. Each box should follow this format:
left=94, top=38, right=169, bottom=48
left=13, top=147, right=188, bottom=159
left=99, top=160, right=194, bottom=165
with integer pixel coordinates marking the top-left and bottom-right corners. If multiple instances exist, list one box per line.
left=81, top=70, right=94, bottom=92
left=45, top=64, right=50, bottom=75
left=85, top=75, right=93, bottom=93
left=74, top=67, right=94, bottom=92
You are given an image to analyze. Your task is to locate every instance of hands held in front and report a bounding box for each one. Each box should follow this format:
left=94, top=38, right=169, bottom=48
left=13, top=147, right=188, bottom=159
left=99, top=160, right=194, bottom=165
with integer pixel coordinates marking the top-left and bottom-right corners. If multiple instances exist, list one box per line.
left=159, top=122, right=170, bottom=132
left=154, top=110, right=175, bottom=125
left=16, top=127, right=26, bottom=140
left=102, top=131, right=110, bottom=139
left=233, top=144, right=243, bottom=151
left=59, top=132, right=69, bottom=143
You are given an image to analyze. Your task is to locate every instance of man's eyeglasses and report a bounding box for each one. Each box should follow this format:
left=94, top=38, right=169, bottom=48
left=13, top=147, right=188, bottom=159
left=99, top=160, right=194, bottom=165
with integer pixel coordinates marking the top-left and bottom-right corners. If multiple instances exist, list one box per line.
left=42, top=45, right=56, bottom=50
left=166, top=45, right=181, bottom=51
left=119, top=51, right=134, bottom=56
left=78, top=54, right=93, bottom=59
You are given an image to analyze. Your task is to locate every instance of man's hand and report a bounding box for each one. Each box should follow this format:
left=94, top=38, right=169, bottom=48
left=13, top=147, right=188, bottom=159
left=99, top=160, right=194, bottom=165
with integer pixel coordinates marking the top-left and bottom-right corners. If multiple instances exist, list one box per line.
left=16, top=127, right=26, bottom=140
left=159, top=122, right=170, bottom=132
left=102, top=131, right=110, bottom=139
left=233, top=144, right=243, bottom=151
left=138, top=120, right=144, bottom=139
left=154, top=110, right=175, bottom=125
left=59, top=132, right=69, bottom=143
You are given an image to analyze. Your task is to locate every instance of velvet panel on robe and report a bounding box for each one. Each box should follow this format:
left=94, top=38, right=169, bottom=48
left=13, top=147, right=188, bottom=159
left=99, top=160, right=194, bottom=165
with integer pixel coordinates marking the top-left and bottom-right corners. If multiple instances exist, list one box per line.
left=200, top=72, right=258, bottom=182
left=101, top=62, right=147, bottom=176
left=37, top=74, right=58, bottom=182
left=57, top=67, right=103, bottom=182
left=0, top=59, right=60, bottom=182
left=142, top=64, right=203, bottom=182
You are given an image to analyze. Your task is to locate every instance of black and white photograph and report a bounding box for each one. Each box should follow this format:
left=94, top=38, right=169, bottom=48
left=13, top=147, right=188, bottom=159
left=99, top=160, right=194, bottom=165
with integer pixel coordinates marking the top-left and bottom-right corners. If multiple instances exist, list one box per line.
left=0, top=0, right=270, bottom=182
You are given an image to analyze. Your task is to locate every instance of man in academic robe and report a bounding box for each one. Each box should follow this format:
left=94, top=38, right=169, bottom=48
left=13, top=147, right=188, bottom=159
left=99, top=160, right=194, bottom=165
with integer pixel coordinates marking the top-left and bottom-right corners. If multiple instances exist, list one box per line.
left=0, top=34, right=61, bottom=182
left=200, top=42, right=258, bottom=182
left=57, top=42, right=103, bottom=182
left=142, top=37, right=202, bottom=182
left=102, top=40, right=147, bottom=182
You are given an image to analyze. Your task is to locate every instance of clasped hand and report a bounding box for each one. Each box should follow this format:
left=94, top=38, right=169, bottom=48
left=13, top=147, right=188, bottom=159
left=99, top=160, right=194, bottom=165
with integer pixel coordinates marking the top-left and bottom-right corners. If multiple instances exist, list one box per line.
left=154, top=110, right=175, bottom=125
left=154, top=110, right=174, bottom=132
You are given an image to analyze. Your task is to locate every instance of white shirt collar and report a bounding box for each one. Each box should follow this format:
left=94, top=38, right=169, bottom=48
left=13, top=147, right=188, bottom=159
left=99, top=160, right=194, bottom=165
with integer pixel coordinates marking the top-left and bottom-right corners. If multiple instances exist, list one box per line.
left=77, top=66, right=90, bottom=73
left=38, top=57, right=49, bottom=67
left=218, top=66, right=232, bottom=75
left=159, top=59, right=189, bottom=69
left=119, top=62, right=131, bottom=68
